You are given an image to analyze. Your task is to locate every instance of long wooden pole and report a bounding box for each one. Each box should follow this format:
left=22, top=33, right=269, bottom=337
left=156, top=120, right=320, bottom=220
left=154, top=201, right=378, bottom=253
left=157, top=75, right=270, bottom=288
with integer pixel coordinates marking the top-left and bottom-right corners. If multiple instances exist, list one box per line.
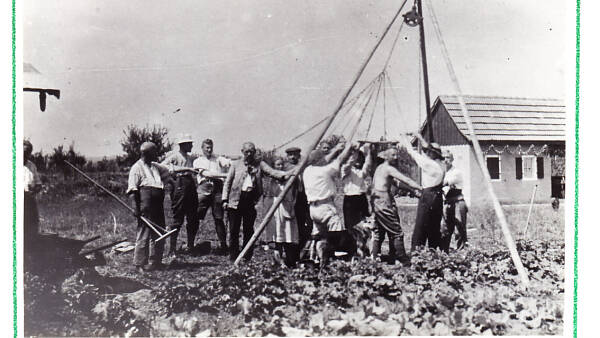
left=416, top=0, right=434, bottom=142
left=424, top=0, right=529, bottom=286
left=233, top=3, right=409, bottom=266
left=523, top=184, right=538, bottom=235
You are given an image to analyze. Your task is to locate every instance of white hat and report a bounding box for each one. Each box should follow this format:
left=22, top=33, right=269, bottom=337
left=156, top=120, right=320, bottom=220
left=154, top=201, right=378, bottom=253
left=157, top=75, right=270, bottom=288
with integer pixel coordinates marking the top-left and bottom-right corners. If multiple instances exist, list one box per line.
left=177, top=134, right=194, bottom=144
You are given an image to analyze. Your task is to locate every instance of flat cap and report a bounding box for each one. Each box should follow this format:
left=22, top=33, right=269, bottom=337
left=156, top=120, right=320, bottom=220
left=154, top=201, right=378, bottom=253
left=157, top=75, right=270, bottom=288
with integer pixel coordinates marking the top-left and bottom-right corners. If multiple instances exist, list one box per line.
left=285, top=147, right=301, bottom=154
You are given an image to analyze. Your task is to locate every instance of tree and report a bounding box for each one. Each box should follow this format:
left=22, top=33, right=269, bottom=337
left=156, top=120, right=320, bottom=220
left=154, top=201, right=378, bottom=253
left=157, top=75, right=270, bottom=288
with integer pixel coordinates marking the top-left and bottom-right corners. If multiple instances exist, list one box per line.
left=121, top=124, right=173, bottom=166
left=30, top=151, right=48, bottom=172
left=48, top=143, right=86, bottom=179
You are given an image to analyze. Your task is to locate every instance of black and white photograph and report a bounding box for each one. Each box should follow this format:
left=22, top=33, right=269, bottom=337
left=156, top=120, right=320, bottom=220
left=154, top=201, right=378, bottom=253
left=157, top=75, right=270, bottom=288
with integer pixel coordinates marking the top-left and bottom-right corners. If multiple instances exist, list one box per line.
left=17, top=0, right=573, bottom=336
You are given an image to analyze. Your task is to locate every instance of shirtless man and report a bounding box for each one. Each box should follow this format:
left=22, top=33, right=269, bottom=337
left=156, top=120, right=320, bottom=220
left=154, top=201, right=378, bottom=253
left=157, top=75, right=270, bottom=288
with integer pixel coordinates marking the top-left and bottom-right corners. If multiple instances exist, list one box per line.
left=371, top=147, right=422, bottom=264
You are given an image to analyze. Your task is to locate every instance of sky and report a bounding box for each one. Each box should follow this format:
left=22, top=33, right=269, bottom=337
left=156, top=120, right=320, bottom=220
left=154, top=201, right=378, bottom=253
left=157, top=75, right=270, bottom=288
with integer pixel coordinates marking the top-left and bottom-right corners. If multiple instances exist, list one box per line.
left=23, top=0, right=567, bottom=158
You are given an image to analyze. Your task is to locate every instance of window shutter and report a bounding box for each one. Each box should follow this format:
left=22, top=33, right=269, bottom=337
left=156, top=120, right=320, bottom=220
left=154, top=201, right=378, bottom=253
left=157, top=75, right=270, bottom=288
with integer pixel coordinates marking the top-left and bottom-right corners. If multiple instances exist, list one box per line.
left=515, top=157, right=522, bottom=180
left=537, top=157, right=544, bottom=179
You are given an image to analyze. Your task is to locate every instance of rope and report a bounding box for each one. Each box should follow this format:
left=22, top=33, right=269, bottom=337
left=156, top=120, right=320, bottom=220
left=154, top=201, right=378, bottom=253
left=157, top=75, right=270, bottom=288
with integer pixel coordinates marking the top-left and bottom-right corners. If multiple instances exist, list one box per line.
left=333, top=74, right=381, bottom=136
left=383, top=19, right=407, bottom=69
left=365, top=73, right=384, bottom=139
left=347, top=76, right=381, bottom=143
left=383, top=72, right=388, bottom=139
left=276, top=71, right=386, bottom=150
left=234, top=0, right=411, bottom=266
left=424, top=0, right=530, bottom=286
left=274, top=113, right=333, bottom=150
left=339, top=77, right=379, bottom=136
left=383, top=72, right=410, bottom=135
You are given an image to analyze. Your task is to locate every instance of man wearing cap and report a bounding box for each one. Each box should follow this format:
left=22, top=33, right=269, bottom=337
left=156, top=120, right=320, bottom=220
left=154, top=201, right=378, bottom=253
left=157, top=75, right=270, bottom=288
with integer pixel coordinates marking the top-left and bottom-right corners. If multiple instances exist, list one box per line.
left=127, top=142, right=171, bottom=271
left=370, top=147, right=422, bottom=265
left=284, top=146, right=313, bottom=252
left=161, top=134, right=199, bottom=255
left=440, top=150, right=468, bottom=252
left=222, top=142, right=288, bottom=262
left=302, top=140, right=355, bottom=268
left=399, top=133, right=446, bottom=251
left=23, top=140, right=42, bottom=252
left=193, top=139, right=231, bottom=254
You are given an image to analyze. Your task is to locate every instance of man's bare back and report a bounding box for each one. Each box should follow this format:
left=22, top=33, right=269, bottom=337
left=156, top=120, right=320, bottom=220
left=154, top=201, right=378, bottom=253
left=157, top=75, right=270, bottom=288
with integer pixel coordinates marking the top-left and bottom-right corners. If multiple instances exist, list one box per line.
left=373, top=162, right=421, bottom=193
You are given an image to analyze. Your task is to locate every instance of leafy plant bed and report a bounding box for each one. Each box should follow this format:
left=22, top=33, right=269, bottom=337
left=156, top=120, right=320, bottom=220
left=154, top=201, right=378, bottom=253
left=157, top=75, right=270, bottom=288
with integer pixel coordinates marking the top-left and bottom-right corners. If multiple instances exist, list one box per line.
left=24, top=238, right=563, bottom=336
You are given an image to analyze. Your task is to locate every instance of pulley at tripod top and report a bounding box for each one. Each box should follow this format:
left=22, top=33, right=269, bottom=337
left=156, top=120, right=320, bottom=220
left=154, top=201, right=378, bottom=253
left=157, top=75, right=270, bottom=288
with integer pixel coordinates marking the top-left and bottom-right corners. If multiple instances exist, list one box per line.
left=402, top=6, right=422, bottom=27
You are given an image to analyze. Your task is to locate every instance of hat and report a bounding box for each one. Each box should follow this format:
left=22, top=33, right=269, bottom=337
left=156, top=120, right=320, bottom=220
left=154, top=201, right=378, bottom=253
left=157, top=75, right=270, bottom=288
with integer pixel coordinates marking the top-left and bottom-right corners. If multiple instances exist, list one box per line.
left=307, top=149, right=327, bottom=166
left=140, top=141, right=157, bottom=153
left=425, top=142, right=443, bottom=158
left=285, top=147, right=301, bottom=154
left=177, top=134, right=194, bottom=144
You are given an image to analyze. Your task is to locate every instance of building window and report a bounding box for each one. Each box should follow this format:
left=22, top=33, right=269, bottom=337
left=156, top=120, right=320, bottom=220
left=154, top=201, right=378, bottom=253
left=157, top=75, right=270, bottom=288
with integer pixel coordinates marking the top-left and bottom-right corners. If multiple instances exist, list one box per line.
left=486, top=155, right=501, bottom=180
left=516, top=156, right=544, bottom=180
left=521, top=155, right=536, bottom=180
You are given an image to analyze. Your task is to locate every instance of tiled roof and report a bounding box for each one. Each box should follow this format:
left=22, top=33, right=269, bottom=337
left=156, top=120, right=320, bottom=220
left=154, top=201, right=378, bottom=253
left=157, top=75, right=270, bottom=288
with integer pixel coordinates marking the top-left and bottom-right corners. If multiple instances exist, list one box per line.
left=438, top=95, right=566, bottom=141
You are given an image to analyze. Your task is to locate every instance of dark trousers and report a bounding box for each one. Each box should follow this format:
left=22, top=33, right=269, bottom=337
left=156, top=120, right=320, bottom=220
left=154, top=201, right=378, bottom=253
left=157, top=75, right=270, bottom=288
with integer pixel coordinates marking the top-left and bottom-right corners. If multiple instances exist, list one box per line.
left=168, top=176, right=199, bottom=252
left=197, top=182, right=227, bottom=249
left=24, top=192, right=39, bottom=255
left=295, top=191, right=313, bottom=250
left=273, top=243, right=299, bottom=267
left=134, top=187, right=166, bottom=266
left=440, top=199, right=468, bottom=252
left=411, top=186, right=443, bottom=251
left=370, top=192, right=408, bottom=263
left=228, top=192, right=257, bottom=261
left=343, top=194, right=370, bottom=229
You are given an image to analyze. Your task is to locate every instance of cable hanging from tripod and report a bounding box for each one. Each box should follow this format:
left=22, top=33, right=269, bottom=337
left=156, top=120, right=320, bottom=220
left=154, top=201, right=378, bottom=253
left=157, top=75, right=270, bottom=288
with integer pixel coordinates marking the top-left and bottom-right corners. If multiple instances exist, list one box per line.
left=365, top=72, right=385, bottom=140
left=338, top=76, right=380, bottom=136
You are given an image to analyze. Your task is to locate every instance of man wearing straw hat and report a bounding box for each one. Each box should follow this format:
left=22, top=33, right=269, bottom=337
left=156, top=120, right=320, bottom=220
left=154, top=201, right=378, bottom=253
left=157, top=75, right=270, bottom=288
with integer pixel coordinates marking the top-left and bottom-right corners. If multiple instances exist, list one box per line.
left=161, top=134, right=199, bottom=256
left=400, top=133, right=446, bottom=251
left=127, top=142, right=171, bottom=272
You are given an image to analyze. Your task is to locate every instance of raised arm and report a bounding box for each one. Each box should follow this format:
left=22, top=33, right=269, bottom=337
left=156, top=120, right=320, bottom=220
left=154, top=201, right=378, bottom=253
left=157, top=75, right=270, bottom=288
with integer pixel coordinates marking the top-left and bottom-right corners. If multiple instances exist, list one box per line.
left=388, top=166, right=422, bottom=191
left=360, top=144, right=374, bottom=175
left=398, top=134, right=438, bottom=173
left=260, top=161, right=288, bottom=180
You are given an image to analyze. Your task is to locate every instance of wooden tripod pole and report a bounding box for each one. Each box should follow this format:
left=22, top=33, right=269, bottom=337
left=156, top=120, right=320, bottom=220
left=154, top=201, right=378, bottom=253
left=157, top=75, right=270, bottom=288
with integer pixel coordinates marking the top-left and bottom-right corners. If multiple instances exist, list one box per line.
left=233, top=3, right=408, bottom=266
left=424, top=0, right=529, bottom=286
left=523, top=184, right=538, bottom=236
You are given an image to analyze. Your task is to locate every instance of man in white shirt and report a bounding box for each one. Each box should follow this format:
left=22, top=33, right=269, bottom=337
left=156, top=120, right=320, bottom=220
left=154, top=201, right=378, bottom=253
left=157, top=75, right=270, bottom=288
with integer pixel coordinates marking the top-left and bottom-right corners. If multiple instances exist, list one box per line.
left=127, top=142, right=171, bottom=271
left=24, top=140, right=42, bottom=250
left=303, top=140, right=355, bottom=268
left=440, top=150, right=468, bottom=251
left=193, top=139, right=231, bottom=254
left=341, top=144, right=373, bottom=229
left=400, top=133, right=446, bottom=251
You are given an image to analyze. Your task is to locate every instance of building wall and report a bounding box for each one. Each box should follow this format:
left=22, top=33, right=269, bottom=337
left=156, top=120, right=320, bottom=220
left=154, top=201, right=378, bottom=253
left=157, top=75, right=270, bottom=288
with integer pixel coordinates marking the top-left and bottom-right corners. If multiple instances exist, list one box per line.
left=468, top=142, right=552, bottom=205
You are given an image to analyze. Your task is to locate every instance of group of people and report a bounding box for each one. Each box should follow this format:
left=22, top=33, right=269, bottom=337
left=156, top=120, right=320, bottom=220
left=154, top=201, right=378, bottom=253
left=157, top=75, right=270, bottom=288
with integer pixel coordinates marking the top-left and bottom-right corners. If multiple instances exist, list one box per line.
left=22, top=131, right=469, bottom=273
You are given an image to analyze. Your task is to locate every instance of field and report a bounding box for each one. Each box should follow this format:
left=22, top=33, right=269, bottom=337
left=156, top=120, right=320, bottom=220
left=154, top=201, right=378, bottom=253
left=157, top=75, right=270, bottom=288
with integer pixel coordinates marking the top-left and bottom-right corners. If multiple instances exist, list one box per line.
left=24, top=175, right=565, bottom=336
